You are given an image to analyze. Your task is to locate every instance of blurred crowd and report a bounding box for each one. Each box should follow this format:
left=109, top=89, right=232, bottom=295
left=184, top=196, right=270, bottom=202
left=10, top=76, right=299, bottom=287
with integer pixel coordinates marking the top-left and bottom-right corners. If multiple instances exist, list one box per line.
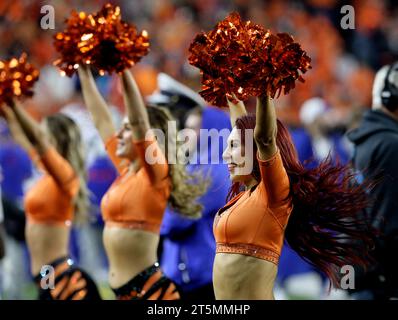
left=1, top=0, right=397, bottom=299
left=1, top=0, right=398, bottom=119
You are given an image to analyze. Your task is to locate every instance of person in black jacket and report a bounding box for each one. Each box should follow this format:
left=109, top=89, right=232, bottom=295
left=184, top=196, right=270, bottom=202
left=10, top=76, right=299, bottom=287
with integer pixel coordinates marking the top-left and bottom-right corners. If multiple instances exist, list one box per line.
left=347, top=62, right=398, bottom=300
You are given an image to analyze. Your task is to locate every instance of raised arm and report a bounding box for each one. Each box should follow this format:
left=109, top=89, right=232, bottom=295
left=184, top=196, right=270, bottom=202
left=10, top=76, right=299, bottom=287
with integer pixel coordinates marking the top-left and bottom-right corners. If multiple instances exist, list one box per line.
left=2, top=104, right=34, bottom=152
left=227, top=95, right=247, bottom=127
left=120, top=70, right=168, bottom=184
left=77, top=65, right=116, bottom=142
left=120, top=69, right=151, bottom=141
left=3, top=104, right=78, bottom=193
left=8, top=101, right=50, bottom=155
left=254, top=95, right=277, bottom=161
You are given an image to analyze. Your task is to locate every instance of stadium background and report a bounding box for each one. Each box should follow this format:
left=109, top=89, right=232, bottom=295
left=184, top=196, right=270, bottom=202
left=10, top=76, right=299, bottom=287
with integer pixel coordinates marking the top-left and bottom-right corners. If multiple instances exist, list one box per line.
left=1, top=0, right=397, bottom=299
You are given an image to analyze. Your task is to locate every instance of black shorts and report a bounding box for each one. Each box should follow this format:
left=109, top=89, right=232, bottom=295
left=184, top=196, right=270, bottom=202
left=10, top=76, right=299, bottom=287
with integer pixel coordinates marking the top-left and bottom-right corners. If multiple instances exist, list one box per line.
left=34, top=256, right=102, bottom=300
left=112, top=262, right=180, bottom=300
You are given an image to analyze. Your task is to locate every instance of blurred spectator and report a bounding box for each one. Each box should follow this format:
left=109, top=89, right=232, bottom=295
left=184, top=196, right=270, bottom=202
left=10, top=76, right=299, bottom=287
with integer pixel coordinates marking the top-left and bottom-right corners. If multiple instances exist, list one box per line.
left=300, top=97, right=351, bottom=163
left=2, top=0, right=397, bottom=122
left=347, top=62, right=398, bottom=300
left=0, top=122, right=33, bottom=204
left=160, top=106, right=231, bottom=300
left=0, top=121, right=33, bottom=299
left=151, top=74, right=230, bottom=300
left=289, top=125, right=315, bottom=164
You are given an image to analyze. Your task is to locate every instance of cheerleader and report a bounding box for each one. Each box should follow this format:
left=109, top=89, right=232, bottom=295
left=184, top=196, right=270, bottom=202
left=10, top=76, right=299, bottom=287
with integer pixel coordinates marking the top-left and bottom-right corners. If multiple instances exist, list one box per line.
left=77, top=66, right=206, bottom=300
left=2, top=103, right=101, bottom=300
left=212, top=95, right=375, bottom=299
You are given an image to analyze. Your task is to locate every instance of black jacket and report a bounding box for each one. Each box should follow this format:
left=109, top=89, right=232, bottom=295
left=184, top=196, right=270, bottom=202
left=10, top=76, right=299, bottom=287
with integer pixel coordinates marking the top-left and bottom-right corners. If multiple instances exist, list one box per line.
left=347, top=110, right=398, bottom=237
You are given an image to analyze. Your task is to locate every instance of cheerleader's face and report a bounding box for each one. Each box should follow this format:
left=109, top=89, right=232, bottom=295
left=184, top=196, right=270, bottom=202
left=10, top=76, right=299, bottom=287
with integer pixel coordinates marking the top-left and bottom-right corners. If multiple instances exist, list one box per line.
left=223, top=127, right=253, bottom=184
left=116, top=117, right=136, bottom=160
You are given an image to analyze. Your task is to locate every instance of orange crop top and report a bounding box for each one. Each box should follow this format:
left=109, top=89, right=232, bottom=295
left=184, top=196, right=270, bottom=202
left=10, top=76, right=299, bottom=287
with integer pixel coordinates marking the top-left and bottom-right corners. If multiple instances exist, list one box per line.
left=100, top=135, right=171, bottom=234
left=24, top=147, right=80, bottom=225
left=213, top=150, right=293, bottom=265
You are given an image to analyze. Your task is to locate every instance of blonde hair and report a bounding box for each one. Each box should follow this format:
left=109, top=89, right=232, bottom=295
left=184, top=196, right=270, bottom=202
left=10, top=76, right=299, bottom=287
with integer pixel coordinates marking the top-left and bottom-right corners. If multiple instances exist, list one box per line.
left=44, top=114, right=89, bottom=224
left=147, top=105, right=209, bottom=218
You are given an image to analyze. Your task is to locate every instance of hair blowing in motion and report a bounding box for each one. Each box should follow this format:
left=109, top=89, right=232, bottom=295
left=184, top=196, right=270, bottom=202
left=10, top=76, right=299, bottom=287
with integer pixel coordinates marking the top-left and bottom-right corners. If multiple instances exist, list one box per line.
left=228, top=114, right=376, bottom=288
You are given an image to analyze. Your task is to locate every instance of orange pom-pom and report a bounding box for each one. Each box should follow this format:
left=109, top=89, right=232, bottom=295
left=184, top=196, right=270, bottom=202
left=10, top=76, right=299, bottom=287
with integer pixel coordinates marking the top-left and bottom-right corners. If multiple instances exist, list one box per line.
left=53, top=3, right=150, bottom=77
left=188, top=12, right=312, bottom=107
left=0, top=53, right=40, bottom=107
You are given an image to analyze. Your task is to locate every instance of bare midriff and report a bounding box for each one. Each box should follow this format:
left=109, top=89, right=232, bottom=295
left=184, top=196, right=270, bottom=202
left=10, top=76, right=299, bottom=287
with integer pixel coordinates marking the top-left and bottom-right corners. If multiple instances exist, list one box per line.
left=26, top=221, right=70, bottom=276
left=24, top=147, right=79, bottom=276
left=103, top=225, right=159, bottom=289
left=213, top=253, right=277, bottom=300
left=102, top=135, right=170, bottom=289
left=212, top=150, right=293, bottom=300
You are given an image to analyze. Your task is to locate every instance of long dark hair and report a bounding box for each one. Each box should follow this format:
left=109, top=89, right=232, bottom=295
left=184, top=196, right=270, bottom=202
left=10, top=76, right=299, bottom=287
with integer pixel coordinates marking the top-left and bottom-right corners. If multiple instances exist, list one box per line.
left=229, top=114, right=375, bottom=288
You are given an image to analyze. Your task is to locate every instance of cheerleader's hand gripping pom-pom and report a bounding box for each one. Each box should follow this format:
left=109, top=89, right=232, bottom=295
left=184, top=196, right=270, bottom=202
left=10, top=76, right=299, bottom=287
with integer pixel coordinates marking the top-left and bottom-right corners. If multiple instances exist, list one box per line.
left=0, top=53, right=40, bottom=107
left=53, top=3, right=150, bottom=77
left=188, top=12, right=311, bottom=107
